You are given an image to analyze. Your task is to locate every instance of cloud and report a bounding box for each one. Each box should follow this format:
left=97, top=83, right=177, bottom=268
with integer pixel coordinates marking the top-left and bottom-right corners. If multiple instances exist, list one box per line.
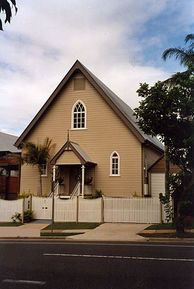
left=0, top=0, right=193, bottom=135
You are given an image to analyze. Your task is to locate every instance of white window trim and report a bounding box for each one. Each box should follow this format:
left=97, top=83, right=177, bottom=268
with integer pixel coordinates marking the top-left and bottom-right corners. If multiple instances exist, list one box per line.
left=40, top=163, right=47, bottom=177
left=110, top=151, right=120, bottom=176
left=71, top=100, right=87, bottom=130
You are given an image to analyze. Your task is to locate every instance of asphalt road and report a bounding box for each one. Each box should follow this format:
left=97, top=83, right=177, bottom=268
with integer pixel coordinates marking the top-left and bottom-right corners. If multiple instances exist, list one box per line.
left=0, top=241, right=194, bottom=289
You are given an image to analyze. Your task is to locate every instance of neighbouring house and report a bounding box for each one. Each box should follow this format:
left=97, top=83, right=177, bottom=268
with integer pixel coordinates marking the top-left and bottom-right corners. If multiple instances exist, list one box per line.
left=15, top=60, right=164, bottom=198
left=0, top=132, right=21, bottom=199
left=148, top=156, right=180, bottom=198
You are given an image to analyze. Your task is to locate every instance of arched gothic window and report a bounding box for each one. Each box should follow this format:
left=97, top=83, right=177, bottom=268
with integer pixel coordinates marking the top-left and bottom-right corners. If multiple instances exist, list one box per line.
left=72, top=101, right=86, bottom=129
left=110, top=151, right=120, bottom=176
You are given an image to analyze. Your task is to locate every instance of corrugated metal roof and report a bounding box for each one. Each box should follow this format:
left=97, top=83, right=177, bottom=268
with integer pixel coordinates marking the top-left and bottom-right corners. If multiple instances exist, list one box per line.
left=83, top=63, right=164, bottom=151
left=70, top=142, right=94, bottom=163
left=50, top=140, right=95, bottom=165
left=0, top=132, right=20, bottom=153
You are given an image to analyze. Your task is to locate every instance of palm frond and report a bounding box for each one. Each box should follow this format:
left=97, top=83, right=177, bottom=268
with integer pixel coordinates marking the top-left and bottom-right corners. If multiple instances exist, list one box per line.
left=21, top=138, right=55, bottom=166
left=185, top=34, right=194, bottom=44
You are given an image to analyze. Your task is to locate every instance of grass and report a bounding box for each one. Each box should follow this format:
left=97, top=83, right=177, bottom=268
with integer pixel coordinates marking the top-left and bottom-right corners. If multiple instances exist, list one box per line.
left=40, top=232, right=83, bottom=237
left=145, top=221, right=194, bottom=231
left=141, top=221, right=194, bottom=238
left=144, top=223, right=176, bottom=230
left=42, top=222, right=101, bottom=231
left=0, top=222, right=22, bottom=227
left=41, top=222, right=101, bottom=238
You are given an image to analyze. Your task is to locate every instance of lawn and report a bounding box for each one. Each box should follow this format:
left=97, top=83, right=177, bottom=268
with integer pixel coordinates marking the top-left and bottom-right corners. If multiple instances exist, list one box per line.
left=140, top=221, right=194, bottom=238
left=42, top=222, right=101, bottom=231
left=41, top=222, right=101, bottom=238
left=145, top=221, right=194, bottom=231
left=0, top=222, right=22, bottom=227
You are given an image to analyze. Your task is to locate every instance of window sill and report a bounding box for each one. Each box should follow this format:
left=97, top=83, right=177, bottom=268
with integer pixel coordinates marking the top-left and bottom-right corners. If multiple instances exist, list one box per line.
left=109, top=174, right=120, bottom=177
left=70, top=128, right=87, bottom=131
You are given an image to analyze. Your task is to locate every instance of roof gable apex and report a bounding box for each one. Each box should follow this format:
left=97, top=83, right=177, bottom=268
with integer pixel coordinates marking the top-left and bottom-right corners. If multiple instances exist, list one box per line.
left=15, top=60, right=163, bottom=152
left=50, top=141, right=95, bottom=165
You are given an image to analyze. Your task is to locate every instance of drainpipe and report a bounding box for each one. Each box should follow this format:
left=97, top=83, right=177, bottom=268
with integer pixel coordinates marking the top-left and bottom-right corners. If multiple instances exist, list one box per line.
left=81, top=165, right=85, bottom=198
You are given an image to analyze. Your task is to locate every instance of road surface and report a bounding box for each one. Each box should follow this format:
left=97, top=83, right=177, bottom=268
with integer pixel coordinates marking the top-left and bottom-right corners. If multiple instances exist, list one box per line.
left=0, top=241, right=193, bottom=289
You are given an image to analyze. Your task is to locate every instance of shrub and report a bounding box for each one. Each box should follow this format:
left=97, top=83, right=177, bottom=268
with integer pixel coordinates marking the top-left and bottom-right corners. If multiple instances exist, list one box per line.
left=24, top=210, right=33, bottom=223
left=11, top=212, right=22, bottom=223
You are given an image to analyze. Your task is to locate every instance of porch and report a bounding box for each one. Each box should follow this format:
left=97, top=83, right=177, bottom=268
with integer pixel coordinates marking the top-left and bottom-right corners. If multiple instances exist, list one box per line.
left=50, top=140, right=96, bottom=198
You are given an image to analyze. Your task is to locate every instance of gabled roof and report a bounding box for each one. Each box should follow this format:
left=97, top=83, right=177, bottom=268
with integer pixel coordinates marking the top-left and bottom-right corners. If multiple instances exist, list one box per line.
left=0, top=132, right=20, bottom=153
left=15, top=60, right=163, bottom=152
left=50, top=141, right=96, bottom=166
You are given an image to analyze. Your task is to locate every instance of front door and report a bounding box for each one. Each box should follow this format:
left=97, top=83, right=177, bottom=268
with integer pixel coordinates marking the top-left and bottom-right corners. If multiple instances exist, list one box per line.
left=69, top=166, right=81, bottom=194
left=58, top=165, right=81, bottom=196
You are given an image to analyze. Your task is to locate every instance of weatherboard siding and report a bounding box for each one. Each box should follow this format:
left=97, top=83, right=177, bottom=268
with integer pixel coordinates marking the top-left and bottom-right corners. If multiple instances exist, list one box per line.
left=20, top=74, right=143, bottom=197
left=20, top=164, right=51, bottom=196
left=56, top=150, right=81, bottom=165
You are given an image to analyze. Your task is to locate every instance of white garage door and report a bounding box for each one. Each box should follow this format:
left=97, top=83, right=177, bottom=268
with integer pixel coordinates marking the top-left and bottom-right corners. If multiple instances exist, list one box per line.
left=151, top=173, right=165, bottom=198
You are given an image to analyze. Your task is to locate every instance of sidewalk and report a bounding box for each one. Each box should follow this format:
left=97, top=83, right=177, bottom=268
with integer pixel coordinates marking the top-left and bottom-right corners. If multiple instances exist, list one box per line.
left=0, top=223, right=48, bottom=238
left=0, top=222, right=194, bottom=242
left=0, top=222, right=147, bottom=241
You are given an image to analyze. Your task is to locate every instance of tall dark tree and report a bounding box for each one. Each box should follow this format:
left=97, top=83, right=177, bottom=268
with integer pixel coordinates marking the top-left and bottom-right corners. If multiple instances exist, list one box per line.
left=135, top=34, right=194, bottom=232
left=162, top=34, right=194, bottom=198
left=0, top=0, right=17, bottom=30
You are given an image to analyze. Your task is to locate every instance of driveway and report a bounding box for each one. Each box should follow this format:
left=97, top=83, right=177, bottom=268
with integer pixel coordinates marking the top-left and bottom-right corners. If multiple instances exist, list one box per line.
left=67, top=223, right=147, bottom=241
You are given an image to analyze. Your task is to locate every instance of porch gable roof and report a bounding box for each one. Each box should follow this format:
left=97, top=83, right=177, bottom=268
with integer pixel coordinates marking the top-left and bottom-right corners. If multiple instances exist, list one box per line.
left=50, top=141, right=95, bottom=166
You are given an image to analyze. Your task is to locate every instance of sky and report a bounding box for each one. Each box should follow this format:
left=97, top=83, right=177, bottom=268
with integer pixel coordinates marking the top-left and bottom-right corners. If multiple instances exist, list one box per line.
left=0, top=0, right=194, bottom=136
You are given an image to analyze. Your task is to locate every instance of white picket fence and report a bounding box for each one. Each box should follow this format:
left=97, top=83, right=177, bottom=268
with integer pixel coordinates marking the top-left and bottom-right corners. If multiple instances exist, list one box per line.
left=31, top=197, right=103, bottom=223
left=32, top=197, right=52, bottom=220
left=103, top=197, right=161, bottom=223
left=55, top=198, right=77, bottom=222
left=0, top=196, right=163, bottom=223
left=30, top=196, right=162, bottom=223
left=78, top=197, right=102, bottom=223
left=0, top=199, right=23, bottom=222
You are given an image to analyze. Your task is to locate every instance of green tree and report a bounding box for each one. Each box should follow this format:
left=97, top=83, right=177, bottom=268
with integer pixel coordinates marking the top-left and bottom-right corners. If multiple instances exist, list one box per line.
left=135, top=34, right=194, bottom=233
left=21, top=137, right=55, bottom=196
left=135, top=76, right=194, bottom=231
left=162, top=34, right=194, bottom=191
left=0, top=0, right=17, bottom=30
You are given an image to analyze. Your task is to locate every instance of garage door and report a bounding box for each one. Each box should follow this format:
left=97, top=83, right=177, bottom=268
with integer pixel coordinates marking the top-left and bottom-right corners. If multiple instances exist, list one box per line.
left=151, top=173, right=165, bottom=198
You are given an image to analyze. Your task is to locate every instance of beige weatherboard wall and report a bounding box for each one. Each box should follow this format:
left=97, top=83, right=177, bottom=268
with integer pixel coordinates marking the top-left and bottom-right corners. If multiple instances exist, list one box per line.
left=16, top=60, right=163, bottom=198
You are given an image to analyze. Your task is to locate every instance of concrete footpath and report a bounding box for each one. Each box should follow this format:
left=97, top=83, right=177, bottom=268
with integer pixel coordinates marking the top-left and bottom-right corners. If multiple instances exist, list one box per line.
left=1, top=222, right=194, bottom=242
left=0, top=223, right=48, bottom=238
left=0, top=222, right=147, bottom=241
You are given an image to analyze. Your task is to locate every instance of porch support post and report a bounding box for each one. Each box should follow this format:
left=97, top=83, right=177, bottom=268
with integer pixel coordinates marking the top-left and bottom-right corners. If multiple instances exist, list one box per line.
left=81, top=164, right=85, bottom=198
left=51, top=165, right=56, bottom=234
left=52, top=165, right=56, bottom=182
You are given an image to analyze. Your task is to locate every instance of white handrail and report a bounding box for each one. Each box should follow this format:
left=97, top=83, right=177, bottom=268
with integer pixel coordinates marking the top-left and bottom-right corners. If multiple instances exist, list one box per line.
left=49, top=182, right=59, bottom=197
left=70, top=182, right=80, bottom=199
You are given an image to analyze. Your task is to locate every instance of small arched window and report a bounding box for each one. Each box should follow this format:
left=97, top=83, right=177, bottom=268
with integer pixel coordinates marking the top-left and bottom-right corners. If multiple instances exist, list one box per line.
left=110, top=151, right=120, bottom=176
left=72, top=101, right=86, bottom=129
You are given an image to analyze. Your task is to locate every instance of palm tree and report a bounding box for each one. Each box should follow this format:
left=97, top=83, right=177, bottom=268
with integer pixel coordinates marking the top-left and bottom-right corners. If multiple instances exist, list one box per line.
left=162, top=34, right=194, bottom=69
left=0, top=0, right=17, bottom=30
left=21, top=137, right=55, bottom=196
